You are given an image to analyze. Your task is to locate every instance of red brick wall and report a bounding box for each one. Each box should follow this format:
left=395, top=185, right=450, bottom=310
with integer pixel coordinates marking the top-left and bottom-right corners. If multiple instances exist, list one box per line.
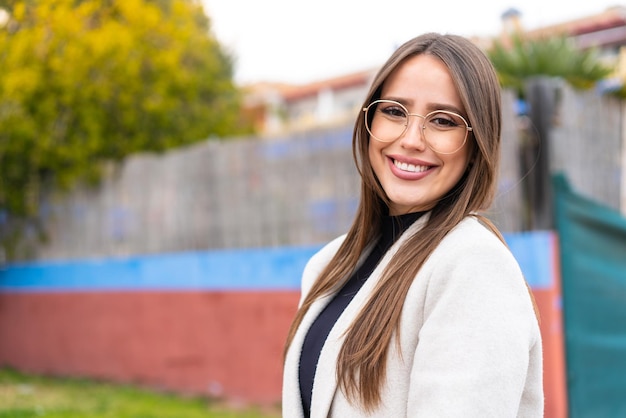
left=0, top=291, right=299, bottom=404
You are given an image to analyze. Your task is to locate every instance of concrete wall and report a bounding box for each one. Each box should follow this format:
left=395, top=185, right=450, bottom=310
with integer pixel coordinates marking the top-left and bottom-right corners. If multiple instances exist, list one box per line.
left=3, top=90, right=526, bottom=262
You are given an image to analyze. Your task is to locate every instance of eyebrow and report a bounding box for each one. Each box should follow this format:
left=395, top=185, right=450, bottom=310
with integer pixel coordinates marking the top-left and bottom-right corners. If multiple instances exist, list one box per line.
left=381, top=96, right=466, bottom=116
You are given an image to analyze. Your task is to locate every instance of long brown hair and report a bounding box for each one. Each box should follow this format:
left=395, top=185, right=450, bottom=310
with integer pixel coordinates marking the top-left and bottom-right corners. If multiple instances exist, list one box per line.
left=284, top=33, right=503, bottom=411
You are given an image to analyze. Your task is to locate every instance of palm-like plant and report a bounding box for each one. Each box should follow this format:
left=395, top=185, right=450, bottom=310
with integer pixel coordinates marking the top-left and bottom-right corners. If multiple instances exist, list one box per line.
left=487, top=33, right=613, bottom=97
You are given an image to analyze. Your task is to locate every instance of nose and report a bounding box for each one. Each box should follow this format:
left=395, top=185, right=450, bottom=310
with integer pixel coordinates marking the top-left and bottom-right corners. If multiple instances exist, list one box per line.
left=399, top=114, right=428, bottom=150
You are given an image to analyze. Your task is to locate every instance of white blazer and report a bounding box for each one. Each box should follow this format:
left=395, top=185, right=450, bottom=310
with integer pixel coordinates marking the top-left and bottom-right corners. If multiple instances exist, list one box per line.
left=283, top=216, right=544, bottom=417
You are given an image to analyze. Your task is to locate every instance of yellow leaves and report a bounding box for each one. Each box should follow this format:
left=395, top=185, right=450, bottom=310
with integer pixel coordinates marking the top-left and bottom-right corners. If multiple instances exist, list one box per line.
left=0, top=0, right=247, bottom=218
left=2, top=67, right=40, bottom=99
left=121, top=0, right=162, bottom=30
left=11, top=2, right=25, bottom=21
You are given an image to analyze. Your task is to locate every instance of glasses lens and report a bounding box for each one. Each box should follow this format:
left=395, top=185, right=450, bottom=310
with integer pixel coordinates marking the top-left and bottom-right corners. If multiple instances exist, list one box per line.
left=365, top=100, right=408, bottom=143
left=424, top=111, right=469, bottom=154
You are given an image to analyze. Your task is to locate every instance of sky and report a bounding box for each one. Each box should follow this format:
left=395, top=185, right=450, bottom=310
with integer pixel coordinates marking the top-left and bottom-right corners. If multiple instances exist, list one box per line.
left=202, top=0, right=625, bottom=85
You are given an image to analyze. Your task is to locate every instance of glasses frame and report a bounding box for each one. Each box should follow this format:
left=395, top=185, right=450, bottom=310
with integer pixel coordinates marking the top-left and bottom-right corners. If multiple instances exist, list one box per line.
left=363, top=99, right=473, bottom=154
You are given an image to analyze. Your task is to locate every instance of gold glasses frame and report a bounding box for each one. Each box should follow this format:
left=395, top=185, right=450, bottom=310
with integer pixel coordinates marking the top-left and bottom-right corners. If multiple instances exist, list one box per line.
left=363, top=99, right=473, bottom=154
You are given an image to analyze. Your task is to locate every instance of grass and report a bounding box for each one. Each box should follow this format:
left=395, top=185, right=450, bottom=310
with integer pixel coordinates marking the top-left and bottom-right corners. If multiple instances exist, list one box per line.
left=0, top=368, right=280, bottom=418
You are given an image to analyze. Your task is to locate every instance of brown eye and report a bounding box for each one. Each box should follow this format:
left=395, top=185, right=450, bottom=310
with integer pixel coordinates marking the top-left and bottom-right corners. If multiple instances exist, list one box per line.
left=426, top=112, right=464, bottom=130
left=379, top=105, right=407, bottom=119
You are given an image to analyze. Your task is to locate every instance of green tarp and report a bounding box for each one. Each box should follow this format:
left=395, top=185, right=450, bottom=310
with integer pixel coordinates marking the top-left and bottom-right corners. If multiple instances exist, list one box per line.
left=553, top=174, right=626, bottom=418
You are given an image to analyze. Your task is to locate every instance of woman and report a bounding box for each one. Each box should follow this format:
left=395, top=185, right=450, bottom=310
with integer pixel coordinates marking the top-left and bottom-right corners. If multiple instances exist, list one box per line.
left=282, top=33, right=543, bottom=417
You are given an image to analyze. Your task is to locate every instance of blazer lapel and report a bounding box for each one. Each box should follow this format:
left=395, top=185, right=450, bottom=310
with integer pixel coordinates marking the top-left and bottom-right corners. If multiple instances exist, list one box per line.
left=287, top=213, right=430, bottom=418
left=283, top=291, right=334, bottom=417
left=309, top=228, right=411, bottom=417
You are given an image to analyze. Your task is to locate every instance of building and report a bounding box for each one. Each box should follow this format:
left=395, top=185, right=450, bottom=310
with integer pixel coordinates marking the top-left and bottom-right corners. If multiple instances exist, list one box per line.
left=244, top=6, right=626, bottom=137
left=242, top=69, right=375, bottom=137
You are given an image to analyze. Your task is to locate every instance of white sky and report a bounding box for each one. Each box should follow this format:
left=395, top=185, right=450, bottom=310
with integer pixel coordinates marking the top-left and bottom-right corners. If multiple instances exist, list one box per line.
left=202, top=1, right=625, bottom=85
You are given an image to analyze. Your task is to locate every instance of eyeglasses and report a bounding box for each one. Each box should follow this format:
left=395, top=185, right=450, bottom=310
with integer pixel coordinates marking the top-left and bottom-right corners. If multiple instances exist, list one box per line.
left=363, top=99, right=472, bottom=154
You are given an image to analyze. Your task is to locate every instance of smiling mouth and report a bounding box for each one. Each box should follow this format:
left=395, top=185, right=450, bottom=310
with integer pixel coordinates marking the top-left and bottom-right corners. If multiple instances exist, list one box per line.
left=393, top=159, right=431, bottom=173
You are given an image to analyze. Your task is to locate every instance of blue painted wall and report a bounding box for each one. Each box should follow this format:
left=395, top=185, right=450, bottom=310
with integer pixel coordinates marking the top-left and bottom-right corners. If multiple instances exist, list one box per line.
left=0, top=232, right=554, bottom=292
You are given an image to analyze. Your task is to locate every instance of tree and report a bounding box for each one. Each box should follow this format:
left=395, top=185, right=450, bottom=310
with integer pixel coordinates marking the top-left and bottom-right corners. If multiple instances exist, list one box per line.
left=0, top=0, right=252, bottom=219
left=487, top=33, right=612, bottom=97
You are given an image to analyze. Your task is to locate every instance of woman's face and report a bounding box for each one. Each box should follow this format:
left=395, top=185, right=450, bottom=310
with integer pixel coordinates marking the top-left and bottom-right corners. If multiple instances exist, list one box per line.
left=368, top=54, right=474, bottom=215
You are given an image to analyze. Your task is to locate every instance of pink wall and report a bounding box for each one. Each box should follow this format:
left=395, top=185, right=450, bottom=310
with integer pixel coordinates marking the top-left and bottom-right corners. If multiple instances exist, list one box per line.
left=0, top=286, right=567, bottom=414
left=0, top=291, right=299, bottom=404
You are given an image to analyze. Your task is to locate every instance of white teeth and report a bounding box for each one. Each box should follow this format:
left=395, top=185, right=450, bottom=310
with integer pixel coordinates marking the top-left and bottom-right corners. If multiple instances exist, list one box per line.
left=394, top=160, right=428, bottom=173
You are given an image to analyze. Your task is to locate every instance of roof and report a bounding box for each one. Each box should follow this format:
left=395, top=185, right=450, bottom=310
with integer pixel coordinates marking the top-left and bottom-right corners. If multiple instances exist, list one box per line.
left=279, top=68, right=375, bottom=103
left=526, top=6, right=626, bottom=39
left=242, top=68, right=376, bottom=107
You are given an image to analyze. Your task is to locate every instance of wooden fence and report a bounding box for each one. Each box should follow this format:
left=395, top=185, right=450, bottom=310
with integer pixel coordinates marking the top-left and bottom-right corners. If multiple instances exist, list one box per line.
left=2, top=82, right=624, bottom=261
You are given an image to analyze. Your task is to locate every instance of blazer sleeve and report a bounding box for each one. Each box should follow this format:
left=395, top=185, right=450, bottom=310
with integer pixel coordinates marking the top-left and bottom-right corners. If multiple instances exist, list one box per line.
left=406, top=226, right=543, bottom=417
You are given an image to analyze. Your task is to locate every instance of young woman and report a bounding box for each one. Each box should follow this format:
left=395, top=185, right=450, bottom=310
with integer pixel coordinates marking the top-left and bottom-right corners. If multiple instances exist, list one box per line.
left=282, top=33, right=543, bottom=417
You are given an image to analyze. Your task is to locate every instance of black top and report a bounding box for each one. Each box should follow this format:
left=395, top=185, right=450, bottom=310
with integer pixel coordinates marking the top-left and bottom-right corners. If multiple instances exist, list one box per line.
left=298, top=211, right=425, bottom=417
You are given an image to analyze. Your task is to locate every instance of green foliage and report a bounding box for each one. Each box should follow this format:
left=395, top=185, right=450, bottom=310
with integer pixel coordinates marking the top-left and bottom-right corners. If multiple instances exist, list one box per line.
left=487, top=33, right=613, bottom=97
left=0, top=368, right=280, bottom=418
left=0, top=0, right=253, bottom=218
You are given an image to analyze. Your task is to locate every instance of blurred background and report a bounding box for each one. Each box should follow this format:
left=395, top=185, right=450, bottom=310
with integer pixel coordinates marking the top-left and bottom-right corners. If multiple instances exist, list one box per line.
left=1, top=1, right=625, bottom=417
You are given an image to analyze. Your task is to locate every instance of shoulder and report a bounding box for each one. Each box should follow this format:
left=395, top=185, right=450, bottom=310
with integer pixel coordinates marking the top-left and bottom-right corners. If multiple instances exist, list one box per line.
left=431, top=216, right=517, bottom=268
left=422, top=216, right=530, bottom=307
left=417, top=216, right=540, bottom=340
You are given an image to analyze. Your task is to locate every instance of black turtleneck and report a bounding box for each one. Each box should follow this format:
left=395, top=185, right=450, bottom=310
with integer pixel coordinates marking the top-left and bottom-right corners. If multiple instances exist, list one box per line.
left=298, top=211, right=424, bottom=417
